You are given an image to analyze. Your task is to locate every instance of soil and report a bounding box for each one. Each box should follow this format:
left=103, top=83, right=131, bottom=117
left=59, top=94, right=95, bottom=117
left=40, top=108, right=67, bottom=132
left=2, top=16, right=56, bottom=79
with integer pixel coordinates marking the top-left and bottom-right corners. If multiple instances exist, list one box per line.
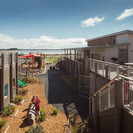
left=0, top=82, right=68, bottom=133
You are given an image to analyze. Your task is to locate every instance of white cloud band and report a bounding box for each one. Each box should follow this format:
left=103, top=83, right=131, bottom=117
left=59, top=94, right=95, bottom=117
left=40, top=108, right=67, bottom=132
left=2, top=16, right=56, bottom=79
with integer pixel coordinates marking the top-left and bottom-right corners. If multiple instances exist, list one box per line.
left=117, top=8, right=133, bottom=20
left=81, top=16, right=104, bottom=27
left=0, top=34, right=86, bottom=49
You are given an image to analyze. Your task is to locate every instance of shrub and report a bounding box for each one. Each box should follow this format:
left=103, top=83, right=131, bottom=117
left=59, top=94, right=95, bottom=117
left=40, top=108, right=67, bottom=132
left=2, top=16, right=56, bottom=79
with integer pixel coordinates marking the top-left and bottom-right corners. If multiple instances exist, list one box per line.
left=72, top=126, right=83, bottom=133
left=25, top=125, right=45, bottom=133
left=21, top=77, right=28, bottom=82
left=52, top=108, right=59, bottom=115
left=28, top=77, right=38, bottom=83
left=0, top=119, right=6, bottom=129
left=21, top=77, right=38, bottom=83
left=19, top=88, right=28, bottom=95
left=38, top=108, right=46, bottom=122
left=13, top=95, right=22, bottom=104
left=2, top=105, right=15, bottom=116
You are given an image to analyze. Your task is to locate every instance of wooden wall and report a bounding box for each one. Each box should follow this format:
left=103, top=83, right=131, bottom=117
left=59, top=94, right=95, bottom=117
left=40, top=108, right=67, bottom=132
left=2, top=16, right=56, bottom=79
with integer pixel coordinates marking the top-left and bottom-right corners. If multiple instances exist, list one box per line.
left=87, top=36, right=115, bottom=46
left=122, top=108, right=133, bottom=133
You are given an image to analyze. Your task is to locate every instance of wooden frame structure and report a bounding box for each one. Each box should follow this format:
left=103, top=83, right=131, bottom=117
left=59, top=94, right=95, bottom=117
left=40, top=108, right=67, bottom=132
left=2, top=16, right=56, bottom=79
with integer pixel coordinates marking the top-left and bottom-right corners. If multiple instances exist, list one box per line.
left=0, top=51, right=18, bottom=111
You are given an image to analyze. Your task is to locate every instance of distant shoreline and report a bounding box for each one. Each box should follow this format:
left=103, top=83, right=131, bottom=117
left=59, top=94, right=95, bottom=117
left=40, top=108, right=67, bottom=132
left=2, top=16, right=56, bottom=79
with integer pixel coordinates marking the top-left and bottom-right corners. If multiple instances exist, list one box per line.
left=0, top=48, right=64, bottom=50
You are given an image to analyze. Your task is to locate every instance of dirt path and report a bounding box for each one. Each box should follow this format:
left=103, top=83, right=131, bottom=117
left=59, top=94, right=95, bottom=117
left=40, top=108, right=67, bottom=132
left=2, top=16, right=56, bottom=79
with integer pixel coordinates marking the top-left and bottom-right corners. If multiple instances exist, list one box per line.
left=3, top=82, right=68, bottom=133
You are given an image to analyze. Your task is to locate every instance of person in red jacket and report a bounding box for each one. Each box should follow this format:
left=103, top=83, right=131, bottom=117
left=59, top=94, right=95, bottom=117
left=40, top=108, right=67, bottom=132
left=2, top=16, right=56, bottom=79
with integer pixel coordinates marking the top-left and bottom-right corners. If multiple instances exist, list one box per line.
left=35, top=96, right=40, bottom=116
left=31, top=96, right=36, bottom=104
left=102, top=56, right=104, bottom=61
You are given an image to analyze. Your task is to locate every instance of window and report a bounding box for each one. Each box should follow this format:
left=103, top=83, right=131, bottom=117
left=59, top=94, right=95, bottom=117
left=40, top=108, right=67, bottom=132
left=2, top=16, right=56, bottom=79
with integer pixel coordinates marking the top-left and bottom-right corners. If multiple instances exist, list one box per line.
left=91, top=54, right=100, bottom=60
left=119, top=47, right=128, bottom=65
left=4, top=84, right=8, bottom=96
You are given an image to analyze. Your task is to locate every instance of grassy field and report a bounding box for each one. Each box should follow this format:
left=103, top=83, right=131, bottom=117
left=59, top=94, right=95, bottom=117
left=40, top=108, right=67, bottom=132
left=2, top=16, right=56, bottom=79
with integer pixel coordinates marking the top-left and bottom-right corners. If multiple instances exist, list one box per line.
left=45, top=57, right=59, bottom=63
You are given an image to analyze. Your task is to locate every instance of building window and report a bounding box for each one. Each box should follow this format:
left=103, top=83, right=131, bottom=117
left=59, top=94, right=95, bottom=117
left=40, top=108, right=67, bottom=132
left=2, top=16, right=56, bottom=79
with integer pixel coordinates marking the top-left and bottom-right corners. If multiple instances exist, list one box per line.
left=119, top=47, right=128, bottom=65
left=91, top=54, right=100, bottom=60
left=4, top=84, right=8, bottom=96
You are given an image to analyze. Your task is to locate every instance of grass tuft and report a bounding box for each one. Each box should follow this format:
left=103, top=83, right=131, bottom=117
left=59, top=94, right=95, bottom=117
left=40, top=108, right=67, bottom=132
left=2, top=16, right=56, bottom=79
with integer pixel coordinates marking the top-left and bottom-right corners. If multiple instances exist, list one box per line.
left=52, top=108, right=59, bottom=115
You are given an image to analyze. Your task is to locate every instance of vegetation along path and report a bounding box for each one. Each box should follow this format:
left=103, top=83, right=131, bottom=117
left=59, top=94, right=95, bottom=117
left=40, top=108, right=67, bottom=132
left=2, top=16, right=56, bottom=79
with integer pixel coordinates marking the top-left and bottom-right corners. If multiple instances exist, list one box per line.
left=1, top=82, right=67, bottom=133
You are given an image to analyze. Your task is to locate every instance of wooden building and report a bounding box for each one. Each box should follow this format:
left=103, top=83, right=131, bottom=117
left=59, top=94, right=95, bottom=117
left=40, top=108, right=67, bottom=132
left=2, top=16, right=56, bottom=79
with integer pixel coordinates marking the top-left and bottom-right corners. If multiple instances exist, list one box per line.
left=0, top=51, right=18, bottom=111
left=64, top=30, right=133, bottom=65
left=61, top=30, right=133, bottom=133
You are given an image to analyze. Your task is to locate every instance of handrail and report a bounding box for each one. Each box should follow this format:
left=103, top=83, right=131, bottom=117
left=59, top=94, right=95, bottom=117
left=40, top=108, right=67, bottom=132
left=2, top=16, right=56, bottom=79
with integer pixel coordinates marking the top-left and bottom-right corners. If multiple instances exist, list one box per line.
left=119, top=74, right=133, bottom=82
left=88, top=58, right=121, bottom=66
left=88, top=76, right=119, bottom=100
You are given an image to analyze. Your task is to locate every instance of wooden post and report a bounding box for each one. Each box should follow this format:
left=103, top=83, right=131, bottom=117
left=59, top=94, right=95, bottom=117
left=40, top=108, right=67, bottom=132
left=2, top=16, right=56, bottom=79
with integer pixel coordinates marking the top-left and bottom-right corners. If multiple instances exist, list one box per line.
left=114, top=79, right=122, bottom=133
left=76, top=50, right=77, bottom=60
left=77, top=52, right=79, bottom=60
left=88, top=60, right=90, bottom=71
left=64, top=50, right=66, bottom=57
left=16, top=53, right=18, bottom=95
left=10, top=53, right=13, bottom=101
left=95, top=62, right=97, bottom=73
left=74, top=50, right=76, bottom=60
left=70, top=50, right=71, bottom=59
left=105, top=64, right=109, bottom=80
left=0, top=54, right=4, bottom=111
left=94, top=96, right=98, bottom=133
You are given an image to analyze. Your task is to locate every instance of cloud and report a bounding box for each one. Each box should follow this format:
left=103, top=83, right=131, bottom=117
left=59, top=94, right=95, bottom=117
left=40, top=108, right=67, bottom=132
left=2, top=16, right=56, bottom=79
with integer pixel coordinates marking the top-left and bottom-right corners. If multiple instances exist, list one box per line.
left=117, top=8, right=133, bottom=20
left=81, top=16, right=104, bottom=27
left=0, top=34, right=86, bottom=49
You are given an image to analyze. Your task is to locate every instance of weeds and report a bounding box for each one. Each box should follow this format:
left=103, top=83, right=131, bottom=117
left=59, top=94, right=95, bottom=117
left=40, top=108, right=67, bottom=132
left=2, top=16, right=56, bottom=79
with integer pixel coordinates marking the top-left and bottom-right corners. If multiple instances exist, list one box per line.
left=25, top=125, right=45, bottom=133
left=52, top=108, right=59, bottom=115
left=2, top=105, right=15, bottom=116
left=21, top=77, right=38, bottom=83
left=18, top=88, right=28, bottom=95
left=13, top=95, right=22, bottom=104
left=38, top=108, right=47, bottom=122
left=0, top=119, right=6, bottom=129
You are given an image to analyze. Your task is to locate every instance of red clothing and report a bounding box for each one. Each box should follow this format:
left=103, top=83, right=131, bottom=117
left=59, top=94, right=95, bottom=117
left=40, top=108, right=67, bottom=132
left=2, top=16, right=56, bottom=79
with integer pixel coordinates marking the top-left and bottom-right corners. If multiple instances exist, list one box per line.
left=36, top=99, right=40, bottom=104
left=35, top=99, right=40, bottom=111
left=31, top=98, right=36, bottom=103
left=35, top=103, right=40, bottom=111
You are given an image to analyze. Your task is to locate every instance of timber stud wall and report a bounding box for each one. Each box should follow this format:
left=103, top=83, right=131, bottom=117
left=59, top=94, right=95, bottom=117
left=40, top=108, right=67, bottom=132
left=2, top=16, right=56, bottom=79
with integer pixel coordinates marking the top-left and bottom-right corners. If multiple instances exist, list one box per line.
left=0, top=52, right=18, bottom=111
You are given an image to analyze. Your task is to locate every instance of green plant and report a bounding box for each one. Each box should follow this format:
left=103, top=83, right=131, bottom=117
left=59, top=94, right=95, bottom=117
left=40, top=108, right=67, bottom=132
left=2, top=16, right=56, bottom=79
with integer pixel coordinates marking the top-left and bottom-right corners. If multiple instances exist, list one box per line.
left=21, top=77, right=28, bottom=82
left=52, top=108, right=59, bottom=115
left=19, top=88, right=28, bottom=95
left=25, top=125, right=45, bottom=133
left=21, top=77, right=38, bottom=83
left=72, top=126, right=80, bottom=133
left=13, top=95, right=22, bottom=104
left=0, top=119, right=6, bottom=129
left=2, top=105, right=15, bottom=116
left=28, top=77, right=38, bottom=83
left=38, top=58, right=42, bottom=69
left=38, top=108, right=47, bottom=122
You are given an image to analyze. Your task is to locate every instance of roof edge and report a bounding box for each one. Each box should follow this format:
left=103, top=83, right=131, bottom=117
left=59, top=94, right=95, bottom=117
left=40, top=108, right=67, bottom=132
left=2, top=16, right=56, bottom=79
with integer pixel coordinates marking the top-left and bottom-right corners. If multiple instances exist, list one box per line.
left=86, top=30, right=133, bottom=42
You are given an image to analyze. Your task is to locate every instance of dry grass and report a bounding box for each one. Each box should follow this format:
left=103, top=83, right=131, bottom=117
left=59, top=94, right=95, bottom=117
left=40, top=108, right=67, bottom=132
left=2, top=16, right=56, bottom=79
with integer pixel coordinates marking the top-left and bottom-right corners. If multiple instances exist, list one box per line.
left=0, top=81, right=68, bottom=133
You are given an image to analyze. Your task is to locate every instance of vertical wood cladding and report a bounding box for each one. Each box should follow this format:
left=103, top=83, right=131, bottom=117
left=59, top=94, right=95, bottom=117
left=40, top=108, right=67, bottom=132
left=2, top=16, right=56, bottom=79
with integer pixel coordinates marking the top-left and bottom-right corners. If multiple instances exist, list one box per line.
left=87, top=36, right=115, bottom=46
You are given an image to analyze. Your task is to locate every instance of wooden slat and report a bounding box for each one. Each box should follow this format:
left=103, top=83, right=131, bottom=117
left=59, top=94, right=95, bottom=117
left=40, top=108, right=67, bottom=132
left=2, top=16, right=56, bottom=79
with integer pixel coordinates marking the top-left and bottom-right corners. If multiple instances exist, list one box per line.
left=89, top=76, right=119, bottom=99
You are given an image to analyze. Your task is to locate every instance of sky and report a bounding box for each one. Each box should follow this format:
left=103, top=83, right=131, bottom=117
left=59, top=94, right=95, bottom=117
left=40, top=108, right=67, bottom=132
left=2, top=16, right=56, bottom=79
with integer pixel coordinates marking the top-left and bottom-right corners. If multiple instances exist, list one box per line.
left=0, top=0, right=133, bottom=49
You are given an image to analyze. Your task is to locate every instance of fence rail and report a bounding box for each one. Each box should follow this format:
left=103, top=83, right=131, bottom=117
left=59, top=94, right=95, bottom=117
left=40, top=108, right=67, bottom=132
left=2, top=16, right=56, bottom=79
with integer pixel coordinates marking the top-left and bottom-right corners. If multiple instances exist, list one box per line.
left=120, top=75, right=133, bottom=112
left=99, top=84, right=115, bottom=111
left=0, top=54, right=2, bottom=69
left=88, top=58, right=133, bottom=80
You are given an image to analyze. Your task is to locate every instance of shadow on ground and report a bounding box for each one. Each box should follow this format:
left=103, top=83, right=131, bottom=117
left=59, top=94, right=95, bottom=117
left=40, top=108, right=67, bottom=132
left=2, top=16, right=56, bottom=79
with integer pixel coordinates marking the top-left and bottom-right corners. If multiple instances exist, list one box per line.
left=45, top=68, right=89, bottom=119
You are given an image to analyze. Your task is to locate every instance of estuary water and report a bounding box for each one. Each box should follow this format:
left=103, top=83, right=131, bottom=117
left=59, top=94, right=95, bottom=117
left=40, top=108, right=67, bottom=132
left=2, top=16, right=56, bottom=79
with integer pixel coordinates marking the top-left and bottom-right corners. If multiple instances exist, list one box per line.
left=18, top=49, right=64, bottom=54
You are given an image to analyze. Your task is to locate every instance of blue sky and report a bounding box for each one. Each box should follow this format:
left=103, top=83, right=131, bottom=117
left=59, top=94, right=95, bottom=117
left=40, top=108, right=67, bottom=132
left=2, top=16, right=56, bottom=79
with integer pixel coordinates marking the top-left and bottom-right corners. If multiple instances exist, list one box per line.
left=0, top=0, right=133, bottom=49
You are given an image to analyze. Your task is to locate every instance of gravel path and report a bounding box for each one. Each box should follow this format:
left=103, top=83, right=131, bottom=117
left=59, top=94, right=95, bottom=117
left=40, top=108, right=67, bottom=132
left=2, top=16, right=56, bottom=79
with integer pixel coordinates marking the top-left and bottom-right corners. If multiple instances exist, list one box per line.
left=2, top=82, right=67, bottom=133
left=36, top=67, right=89, bottom=119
